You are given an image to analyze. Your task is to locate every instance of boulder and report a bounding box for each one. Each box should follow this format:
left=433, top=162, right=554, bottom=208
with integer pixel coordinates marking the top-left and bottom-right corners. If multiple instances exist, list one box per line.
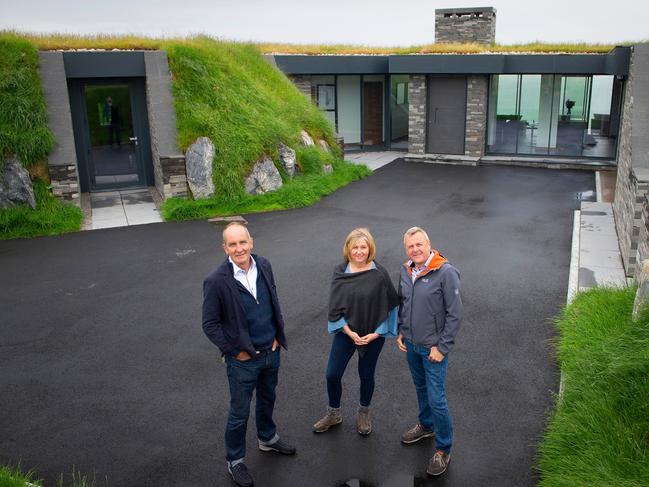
left=318, top=139, right=332, bottom=153
left=300, top=130, right=315, bottom=147
left=185, top=137, right=215, bottom=199
left=277, top=142, right=296, bottom=178
left=0, top=157, right=36, bottom=210
left=323, top=163, right=333, bottom=175
left=244, top=155, right=283, bottom=195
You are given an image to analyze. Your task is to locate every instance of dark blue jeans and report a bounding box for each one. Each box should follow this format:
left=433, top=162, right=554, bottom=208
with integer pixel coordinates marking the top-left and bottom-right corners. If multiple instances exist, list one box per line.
left=224, top=348, right=280, bottom=462
left=405, top=340, right=453, bottom=453
left=326, top=331, right=385, bottom=408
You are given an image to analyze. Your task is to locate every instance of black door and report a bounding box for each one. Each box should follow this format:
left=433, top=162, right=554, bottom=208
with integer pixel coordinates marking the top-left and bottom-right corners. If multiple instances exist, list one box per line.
left=69, top=77, right=153, bottom=192
left=426, top=77, right=467, bottom=155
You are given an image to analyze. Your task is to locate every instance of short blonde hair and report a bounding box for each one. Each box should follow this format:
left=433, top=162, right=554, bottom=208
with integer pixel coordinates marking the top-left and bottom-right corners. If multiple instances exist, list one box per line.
left=343, top=228, right=376, bottom=263
left=403, top=226, right=430, bottom=246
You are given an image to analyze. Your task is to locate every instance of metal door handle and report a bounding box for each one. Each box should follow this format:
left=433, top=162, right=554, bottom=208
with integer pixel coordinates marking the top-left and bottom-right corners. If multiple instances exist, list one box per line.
left=129, top=136, right=138, bottom=146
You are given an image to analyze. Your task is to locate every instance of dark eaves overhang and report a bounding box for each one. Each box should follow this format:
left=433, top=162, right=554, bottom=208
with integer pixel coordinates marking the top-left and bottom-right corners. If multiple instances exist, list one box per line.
left=63, top=51, right=146, bottom=78
left=272, top=55, right=389, bottom=75
left=271, top=46, right=630, bottom=77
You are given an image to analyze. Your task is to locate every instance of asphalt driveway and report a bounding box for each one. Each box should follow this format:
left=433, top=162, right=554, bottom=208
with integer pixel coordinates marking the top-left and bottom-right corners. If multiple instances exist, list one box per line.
left=0, top=161, right=593, bottom=486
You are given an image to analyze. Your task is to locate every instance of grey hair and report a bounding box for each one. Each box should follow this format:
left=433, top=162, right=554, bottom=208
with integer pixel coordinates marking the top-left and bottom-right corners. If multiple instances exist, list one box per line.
left=222, top=222, right=251, bottom=244
left=403, top=226, right=430, bottom=245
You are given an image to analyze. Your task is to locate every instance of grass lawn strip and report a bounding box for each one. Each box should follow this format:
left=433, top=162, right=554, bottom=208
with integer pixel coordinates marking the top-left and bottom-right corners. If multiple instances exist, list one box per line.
left=538, top=287, right=649, bottom=486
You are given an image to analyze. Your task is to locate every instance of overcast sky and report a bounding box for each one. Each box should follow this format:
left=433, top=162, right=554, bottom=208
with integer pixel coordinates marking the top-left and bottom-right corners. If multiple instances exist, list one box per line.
left=1, top=0, right=647, bottom=46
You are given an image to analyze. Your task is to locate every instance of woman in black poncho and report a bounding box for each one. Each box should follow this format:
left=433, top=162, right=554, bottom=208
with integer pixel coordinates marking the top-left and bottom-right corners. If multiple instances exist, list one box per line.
left=313, top=228, right=400, bottom=436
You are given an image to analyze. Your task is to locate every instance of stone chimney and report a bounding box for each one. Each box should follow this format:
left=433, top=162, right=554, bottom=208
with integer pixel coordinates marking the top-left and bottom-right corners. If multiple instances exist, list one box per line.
left=435, top=7, right=497, bottom=45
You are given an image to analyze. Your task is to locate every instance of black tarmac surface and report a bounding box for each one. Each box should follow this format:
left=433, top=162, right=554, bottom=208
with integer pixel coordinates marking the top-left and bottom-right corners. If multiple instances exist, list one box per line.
left=1, top=161, right=593, bottom=487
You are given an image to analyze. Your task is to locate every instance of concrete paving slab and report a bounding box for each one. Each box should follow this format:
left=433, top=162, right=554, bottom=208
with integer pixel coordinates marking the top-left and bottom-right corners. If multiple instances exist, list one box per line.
left=344, top=151, right=406, bottom=171
left=578, top=201, right=626, bottom=290
left=89, top=189, right=162, bottom=229
left=580, top=248, right=625, bottom=269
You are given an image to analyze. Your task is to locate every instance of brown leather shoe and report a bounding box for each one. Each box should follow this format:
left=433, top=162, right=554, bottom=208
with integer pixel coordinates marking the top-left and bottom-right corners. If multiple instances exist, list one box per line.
left=357, top=406, right=372, bottom=436
left=313, top=407, right=342, bottom=433
left=401, top=423, right=435, bottom=444
left=427, top=450, right=451, bottom=476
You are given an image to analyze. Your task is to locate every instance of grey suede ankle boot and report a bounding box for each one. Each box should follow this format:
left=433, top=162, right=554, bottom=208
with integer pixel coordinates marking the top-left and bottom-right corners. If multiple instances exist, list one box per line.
left=357, top=406, right=372, bottom=436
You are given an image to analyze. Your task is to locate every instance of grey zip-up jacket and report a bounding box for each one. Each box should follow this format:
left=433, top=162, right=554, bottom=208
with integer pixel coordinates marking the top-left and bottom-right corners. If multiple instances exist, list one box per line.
left=398, top=254, right=463, bottom=355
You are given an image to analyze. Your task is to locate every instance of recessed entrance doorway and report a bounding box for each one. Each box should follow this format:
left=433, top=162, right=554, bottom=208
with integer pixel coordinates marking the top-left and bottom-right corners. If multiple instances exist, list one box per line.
left=68, top=77, right=154, bottom=192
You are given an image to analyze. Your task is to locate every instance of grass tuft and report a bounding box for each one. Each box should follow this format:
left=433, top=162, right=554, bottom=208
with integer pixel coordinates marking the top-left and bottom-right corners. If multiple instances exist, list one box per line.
left=0, top=463, right=41, bottom=487
left=538, top=287, right=649, bottom=486
left=0, top=180, right=83, bottom=239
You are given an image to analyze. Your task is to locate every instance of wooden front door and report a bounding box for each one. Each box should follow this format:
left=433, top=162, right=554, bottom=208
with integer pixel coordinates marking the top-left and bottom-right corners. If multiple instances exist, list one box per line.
left=363, top=82, right=383, bottom=147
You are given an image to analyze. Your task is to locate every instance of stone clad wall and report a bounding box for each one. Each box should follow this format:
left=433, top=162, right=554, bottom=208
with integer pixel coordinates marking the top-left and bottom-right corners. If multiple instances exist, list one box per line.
left=614, top=44, right=649, bottom=277
left=288, top=75, right=312, bottom=99
left=39, top=52, right=80, bottom=203
left=636, top=194, right=649, bottom=281
left=435, top=8, right=497, bottom=45
left=159, top=156, right=188, bottom=198
left=465, top=76, right=488, bottom=157
left=144, top=51, right=188, bottom=201
left=408, top=75, right=427, bottom=154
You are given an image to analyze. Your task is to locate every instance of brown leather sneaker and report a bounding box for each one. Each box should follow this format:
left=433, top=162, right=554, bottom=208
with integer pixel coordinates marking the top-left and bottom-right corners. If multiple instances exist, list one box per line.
left=401, top=423, right=435, bottom=444
left=313, top=407, right=342, bottom=433
left=426, top=450, right=451, bottom=476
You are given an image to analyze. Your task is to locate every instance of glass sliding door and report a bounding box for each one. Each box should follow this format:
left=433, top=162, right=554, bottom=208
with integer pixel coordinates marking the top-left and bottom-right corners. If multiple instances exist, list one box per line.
left=390, top=75, right=409, bottom=149
left=516, top=75, right=542, bottom=154
left=336, top=75, right=361, bottom=148
left=487, top=74, right=619, bottom=159
left=552, top=76, right=591, bottom=156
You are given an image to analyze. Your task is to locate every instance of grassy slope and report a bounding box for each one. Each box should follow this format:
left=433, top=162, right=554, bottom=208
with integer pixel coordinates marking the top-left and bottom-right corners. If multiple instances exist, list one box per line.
left=0, top=33, right=82, bottom=240
left=160, top=37, right=369, bottom=220
left=165, top=37, right=340, bottom=200
left=538, top=287, right=649, bottom=486
left=0, top=33, right=55, bottom=166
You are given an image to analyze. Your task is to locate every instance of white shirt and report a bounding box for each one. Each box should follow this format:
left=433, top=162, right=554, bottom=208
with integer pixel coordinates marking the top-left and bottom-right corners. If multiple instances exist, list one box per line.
left=229, top=256, right=258, bottom=299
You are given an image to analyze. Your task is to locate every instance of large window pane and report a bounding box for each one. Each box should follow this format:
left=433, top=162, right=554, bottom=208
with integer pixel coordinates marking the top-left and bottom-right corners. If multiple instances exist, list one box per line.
left=487, top=74, right=520, bottom=153
left=552, top=76, right=590, bottom=157
left=390, top=75, right=409, bottom=149
left=516, top=75, right=542, bottom=154
left=311, top=75, right=336, bottom=128
left=583, top=75, right=617, bottom=158
left=337, top=75, right=361, bottom=146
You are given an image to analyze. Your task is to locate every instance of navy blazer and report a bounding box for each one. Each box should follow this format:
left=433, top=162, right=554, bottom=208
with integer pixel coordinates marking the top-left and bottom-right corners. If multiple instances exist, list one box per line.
left=202, top=254, right=287, bottom=356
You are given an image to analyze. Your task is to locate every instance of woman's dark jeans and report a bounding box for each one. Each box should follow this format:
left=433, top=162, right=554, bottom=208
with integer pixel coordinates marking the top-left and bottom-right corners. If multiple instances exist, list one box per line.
left=326, top=331, right=385, bottom=408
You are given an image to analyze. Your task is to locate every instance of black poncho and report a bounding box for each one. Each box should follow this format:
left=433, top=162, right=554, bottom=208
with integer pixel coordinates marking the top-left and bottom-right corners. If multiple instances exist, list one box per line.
left=327, top=261, right=400, bottom=356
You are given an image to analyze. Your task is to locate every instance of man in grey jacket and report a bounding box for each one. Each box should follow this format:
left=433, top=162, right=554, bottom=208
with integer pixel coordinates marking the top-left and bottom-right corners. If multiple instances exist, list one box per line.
left=396, top=226, right=462, bottom=477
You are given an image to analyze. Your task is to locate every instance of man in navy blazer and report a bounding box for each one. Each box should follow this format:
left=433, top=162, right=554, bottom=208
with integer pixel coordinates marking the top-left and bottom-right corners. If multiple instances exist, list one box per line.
left=202, top=222, right=295, bottom=487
